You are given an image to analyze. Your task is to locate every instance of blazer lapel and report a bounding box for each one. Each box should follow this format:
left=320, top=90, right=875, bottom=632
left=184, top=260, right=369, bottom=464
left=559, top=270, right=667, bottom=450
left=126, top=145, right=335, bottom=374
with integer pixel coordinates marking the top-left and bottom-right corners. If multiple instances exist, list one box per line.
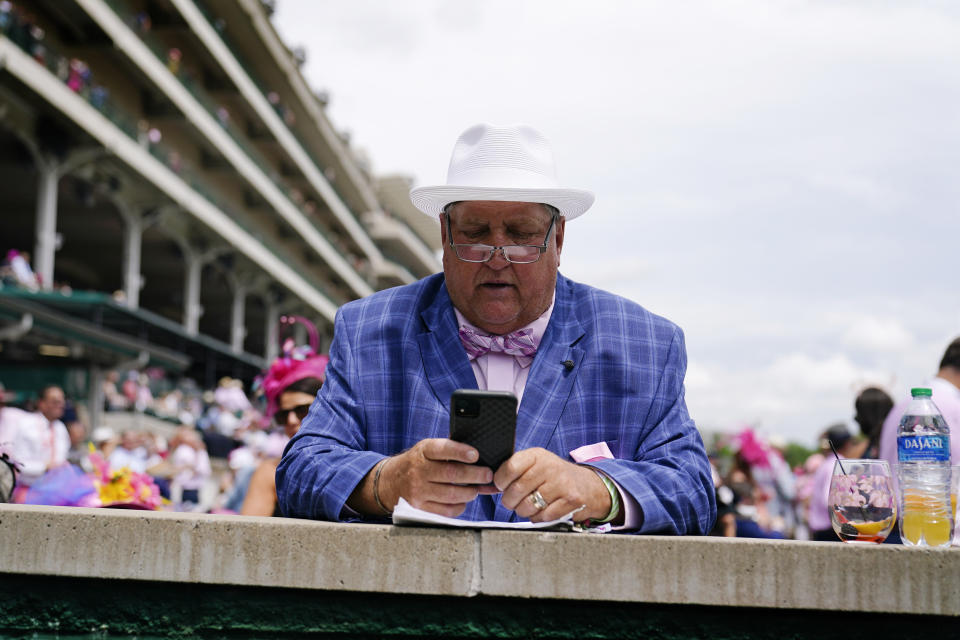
left=515, top=275, right=585, bottom=453
left=417, top=283, right=478, bottom=421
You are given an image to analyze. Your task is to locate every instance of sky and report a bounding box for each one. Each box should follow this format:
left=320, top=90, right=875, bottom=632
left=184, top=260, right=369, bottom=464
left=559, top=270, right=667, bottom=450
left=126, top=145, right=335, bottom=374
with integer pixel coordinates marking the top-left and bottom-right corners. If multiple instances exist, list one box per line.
left=273, top=1, right=960, bottom=447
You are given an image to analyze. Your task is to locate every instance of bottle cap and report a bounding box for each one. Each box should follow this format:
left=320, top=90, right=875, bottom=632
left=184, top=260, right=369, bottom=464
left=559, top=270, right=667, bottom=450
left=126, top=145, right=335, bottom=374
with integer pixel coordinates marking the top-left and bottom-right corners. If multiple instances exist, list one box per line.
left=910, top=387, right=932, bottom=397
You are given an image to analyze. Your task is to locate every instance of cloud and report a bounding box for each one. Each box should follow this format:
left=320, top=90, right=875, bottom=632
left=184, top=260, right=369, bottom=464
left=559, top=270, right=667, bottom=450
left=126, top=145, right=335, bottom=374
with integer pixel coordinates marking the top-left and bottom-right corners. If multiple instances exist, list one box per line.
left=840, top=316, right=915, bottom=352
left=562, top=255, right=655, bottom=290
left=767, top=353, right=874, bottom=392
left=683, top=360, right=714, bottom=390
left=686, top=351, right=892, bottom=445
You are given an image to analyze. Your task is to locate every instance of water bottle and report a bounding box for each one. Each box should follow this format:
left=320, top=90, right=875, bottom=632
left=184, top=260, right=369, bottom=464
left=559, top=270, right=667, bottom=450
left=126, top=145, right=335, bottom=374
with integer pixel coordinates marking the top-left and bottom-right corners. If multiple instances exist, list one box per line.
left=897, top=387, right=952, bottom=547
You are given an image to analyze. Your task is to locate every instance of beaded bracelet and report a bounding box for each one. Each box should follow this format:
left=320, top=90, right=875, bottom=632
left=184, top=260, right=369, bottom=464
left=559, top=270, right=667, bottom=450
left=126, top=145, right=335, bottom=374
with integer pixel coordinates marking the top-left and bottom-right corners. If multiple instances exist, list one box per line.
left=373, top=457, right=393, bottom=516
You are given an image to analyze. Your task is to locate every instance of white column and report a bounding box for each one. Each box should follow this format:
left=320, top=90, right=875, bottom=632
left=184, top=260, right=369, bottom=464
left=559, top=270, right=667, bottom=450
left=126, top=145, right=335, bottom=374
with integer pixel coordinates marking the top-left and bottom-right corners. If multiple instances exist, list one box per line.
left=122, top=214, right=144, bottom=308
left=87, top=366, right=104, bottom=437
left=33, top=158, right=59, bottom=290
left=183, top=255, right=203, bottom=335
left=264, top=298, right=279, bottom=362
left=230, top=285, right=247, bottom=353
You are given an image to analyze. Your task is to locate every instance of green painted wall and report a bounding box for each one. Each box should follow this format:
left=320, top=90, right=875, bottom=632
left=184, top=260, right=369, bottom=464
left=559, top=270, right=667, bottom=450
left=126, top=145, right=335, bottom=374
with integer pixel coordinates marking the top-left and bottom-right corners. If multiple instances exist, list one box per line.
left=0, top=364, right=77, bottom=405
left=0, top=574, right=952, bottom=639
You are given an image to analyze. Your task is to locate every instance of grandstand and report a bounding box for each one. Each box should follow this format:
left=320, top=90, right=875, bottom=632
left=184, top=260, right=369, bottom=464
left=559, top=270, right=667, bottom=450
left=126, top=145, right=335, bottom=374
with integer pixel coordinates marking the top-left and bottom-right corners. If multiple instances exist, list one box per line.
left=0, top=0, right=440, bottom=419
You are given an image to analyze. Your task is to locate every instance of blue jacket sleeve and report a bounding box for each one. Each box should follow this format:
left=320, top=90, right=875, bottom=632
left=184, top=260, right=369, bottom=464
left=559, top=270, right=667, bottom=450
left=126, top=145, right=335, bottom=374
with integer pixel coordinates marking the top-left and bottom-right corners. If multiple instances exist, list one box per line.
left=588, top=327, right=717, bottom=535
left=275, top=307, right=385, bottom=521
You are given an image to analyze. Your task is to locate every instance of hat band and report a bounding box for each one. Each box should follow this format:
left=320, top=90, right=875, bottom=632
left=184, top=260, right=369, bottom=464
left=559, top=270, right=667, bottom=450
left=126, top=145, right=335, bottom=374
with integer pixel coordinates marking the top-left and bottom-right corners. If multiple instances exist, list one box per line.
left=446, top=166, right=560, bottom=190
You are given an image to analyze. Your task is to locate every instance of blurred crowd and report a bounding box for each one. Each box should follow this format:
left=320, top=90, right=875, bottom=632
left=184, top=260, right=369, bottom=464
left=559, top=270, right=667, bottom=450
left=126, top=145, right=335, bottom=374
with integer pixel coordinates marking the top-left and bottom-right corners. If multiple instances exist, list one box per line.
left=708, top=385, right=890, bottom=542
left=2, top=246, right=81, bottom=295
left=2, top=2, right=108, bottom=110
left=0, top=375, right=257, bottom=511
left=2, top=249, right=41, bottom=291
left=0, top=317, right=329, bottom=518
left=711, top=335, right=960, bottom=542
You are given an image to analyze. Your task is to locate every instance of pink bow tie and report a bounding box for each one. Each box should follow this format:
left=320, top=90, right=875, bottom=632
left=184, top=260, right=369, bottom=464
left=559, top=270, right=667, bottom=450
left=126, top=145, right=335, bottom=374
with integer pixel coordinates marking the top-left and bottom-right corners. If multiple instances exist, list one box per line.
left=458, top=326, right=539, bottom=367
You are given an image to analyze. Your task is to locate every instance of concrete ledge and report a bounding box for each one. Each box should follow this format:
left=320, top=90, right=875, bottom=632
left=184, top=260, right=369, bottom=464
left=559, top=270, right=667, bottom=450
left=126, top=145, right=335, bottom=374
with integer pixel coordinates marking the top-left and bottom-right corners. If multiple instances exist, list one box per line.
left=0, top=504, right=478, bottom=595
left=480, top=530, right=960, bottom=616
left=2, top=504, right=958, bottom=617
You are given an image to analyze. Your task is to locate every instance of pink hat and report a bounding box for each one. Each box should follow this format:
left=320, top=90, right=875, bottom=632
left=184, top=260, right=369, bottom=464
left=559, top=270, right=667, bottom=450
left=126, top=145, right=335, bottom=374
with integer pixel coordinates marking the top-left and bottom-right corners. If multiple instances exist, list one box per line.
left=260, top=316, right=328, bottom=419
left=734, top=428, right=773, bottom=469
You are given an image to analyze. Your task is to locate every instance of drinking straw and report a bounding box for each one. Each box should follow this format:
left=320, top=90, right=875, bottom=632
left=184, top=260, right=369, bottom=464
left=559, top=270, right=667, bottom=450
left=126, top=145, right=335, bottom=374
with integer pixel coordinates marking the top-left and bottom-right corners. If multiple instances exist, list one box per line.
left=829, top=439, right=869, bottom=525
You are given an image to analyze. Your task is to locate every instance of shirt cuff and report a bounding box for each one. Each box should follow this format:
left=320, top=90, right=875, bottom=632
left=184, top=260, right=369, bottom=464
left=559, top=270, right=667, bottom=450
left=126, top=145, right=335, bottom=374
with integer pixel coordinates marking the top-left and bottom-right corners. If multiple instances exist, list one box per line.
left=606, top=474, right=642, bottom=531
left=570, top=442, right=642, bottom=530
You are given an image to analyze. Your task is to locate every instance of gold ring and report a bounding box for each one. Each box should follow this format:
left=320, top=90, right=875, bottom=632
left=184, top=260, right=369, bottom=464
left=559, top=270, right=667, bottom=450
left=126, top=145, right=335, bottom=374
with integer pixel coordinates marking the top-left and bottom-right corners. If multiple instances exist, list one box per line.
left=529, top=490, right=547, bottom=511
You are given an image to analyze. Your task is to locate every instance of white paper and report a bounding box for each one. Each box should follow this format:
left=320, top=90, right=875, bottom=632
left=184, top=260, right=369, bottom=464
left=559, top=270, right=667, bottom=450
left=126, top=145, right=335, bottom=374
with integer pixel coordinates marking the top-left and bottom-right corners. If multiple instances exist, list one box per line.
left=391, top=497, right=580, bottom=530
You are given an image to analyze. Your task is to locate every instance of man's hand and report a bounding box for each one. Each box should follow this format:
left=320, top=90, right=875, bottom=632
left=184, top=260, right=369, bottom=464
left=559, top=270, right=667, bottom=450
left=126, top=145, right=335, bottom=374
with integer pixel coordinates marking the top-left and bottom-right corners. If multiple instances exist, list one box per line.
left=494, top=448, right=611, bottom=522
left=372, top=438, right=496, bottom=517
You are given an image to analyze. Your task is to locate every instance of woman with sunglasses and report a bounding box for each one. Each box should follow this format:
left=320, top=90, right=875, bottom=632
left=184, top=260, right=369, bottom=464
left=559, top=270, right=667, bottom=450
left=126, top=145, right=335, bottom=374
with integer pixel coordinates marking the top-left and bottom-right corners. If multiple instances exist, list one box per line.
left=241, top=318, right=328, bottom=517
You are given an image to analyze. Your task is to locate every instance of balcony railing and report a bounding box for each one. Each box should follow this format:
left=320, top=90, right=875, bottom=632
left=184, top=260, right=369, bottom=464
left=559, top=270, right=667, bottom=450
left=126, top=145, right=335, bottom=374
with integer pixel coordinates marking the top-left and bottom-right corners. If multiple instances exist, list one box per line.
left=190, top=0, right=367, bottom=210
left=101, top=0, right=365, bottom=271
left=0, top=13, right=343, bottom=306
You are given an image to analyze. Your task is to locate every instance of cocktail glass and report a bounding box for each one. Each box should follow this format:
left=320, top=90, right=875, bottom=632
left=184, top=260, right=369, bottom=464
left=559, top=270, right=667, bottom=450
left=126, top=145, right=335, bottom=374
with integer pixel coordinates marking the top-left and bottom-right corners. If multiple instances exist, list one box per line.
left=829, top=459, right=896, bottom=544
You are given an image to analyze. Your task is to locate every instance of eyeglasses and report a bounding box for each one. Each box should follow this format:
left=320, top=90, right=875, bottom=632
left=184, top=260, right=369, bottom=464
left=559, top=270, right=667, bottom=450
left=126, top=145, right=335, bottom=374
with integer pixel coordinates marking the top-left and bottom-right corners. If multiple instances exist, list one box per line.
left=273, top=403, right=311, bottom=426
left=446, top=213, right=557, bottom=264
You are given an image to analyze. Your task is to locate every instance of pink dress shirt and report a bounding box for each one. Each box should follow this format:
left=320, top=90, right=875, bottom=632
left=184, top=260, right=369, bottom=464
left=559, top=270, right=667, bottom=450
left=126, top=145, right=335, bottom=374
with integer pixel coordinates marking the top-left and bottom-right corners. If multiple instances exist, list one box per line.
left=454, top=298, right=640, bottom=530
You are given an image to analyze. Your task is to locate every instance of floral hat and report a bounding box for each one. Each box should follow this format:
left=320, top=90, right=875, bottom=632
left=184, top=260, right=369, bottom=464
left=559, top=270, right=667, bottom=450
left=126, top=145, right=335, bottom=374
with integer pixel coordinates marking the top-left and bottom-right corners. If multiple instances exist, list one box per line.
left=258, top=316, right=329, bottom=420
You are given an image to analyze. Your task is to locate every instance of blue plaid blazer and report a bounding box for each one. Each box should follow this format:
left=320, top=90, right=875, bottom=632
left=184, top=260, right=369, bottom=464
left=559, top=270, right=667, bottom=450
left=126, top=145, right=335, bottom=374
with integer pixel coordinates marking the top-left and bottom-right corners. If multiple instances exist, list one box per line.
left=277, top=273, right=716, bottom=534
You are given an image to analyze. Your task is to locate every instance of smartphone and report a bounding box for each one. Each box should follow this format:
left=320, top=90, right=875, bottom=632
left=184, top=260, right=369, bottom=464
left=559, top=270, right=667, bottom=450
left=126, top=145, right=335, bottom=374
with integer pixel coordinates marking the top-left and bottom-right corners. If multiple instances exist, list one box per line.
left=449, top=389, right=517, bottom=471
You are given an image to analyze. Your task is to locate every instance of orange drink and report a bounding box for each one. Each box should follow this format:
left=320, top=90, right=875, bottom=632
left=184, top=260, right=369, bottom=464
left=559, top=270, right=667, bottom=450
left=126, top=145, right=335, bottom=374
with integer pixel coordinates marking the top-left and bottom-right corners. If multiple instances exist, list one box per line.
left=900, top=491, right=952, bottom=547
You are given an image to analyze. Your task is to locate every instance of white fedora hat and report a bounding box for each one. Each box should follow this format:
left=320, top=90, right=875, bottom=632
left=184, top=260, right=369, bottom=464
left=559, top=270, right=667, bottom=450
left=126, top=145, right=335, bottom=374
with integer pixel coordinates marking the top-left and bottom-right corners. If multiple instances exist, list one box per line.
left=409, top=123, right=594, bottom=220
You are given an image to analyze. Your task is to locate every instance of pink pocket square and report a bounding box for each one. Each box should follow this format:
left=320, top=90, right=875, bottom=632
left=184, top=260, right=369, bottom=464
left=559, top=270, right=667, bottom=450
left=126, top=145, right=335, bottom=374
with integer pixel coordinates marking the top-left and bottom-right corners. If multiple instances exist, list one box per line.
left=569, top=441, right=614, bottom=463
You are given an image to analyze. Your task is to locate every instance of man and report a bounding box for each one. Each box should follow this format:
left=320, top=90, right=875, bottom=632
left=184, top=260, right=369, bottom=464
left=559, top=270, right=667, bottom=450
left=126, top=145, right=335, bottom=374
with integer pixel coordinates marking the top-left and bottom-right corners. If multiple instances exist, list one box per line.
left=2, top=384, right=70, bottom=491
left=278, top=124, right=715, bottom=534
left=879, top=337, right=960, bottom=469
left=63, top=403, right=89, bottom=467
left=169, top=427, right=211, bottom=509
left=109, top=430, right=149, bottom=473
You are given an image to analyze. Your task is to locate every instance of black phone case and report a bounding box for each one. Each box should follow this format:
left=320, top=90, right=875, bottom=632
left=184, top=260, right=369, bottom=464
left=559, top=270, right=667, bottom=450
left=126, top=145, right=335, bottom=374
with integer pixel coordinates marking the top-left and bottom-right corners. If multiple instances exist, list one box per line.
left=449, top=389, right=517, bottom=470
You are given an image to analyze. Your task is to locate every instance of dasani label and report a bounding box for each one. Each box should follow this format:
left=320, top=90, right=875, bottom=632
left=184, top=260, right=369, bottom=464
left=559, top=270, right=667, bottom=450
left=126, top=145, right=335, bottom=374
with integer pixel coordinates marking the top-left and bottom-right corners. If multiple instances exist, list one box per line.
left=897, top=435, right=949, bottom=462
